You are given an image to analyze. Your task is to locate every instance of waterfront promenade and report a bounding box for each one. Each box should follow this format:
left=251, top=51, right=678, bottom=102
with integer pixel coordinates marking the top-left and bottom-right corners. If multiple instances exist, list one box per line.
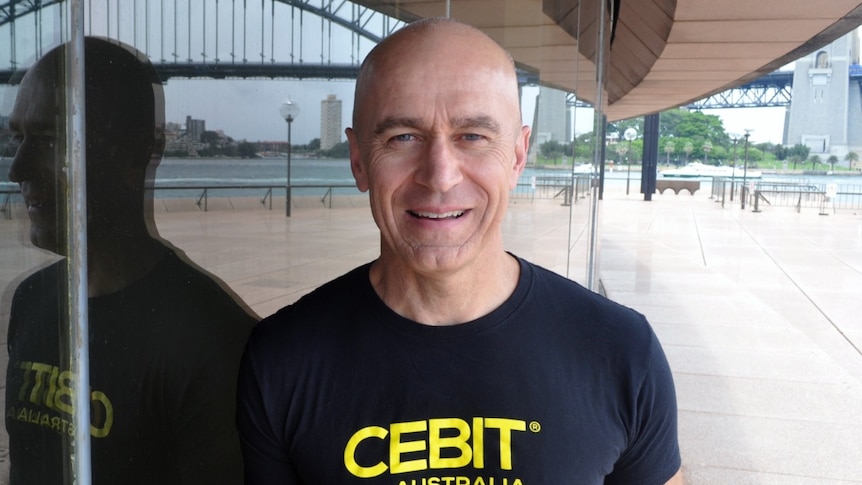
left=1, top=187, right=861, bottom=483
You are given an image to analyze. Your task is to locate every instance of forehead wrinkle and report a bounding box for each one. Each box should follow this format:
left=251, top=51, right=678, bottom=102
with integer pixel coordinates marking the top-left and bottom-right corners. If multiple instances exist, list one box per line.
left=373, top=117, right=423, bottom=136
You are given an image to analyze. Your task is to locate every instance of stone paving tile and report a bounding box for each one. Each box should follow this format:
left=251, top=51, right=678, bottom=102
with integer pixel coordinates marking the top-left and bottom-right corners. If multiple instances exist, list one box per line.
left=2, top=190, right=860, bottom=483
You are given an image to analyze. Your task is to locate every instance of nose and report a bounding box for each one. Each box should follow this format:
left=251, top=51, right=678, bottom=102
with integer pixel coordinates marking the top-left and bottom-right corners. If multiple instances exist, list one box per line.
left=7, top=141, right=28, bottom=183
left=7, top=135, right=53, bottom=184
left=414, top=136, right=463, bottom=193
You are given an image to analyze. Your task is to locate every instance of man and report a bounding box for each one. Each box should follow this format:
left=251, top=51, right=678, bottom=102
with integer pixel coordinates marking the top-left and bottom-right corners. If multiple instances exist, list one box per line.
left=5, top=37, right=256, bottom=484
left=237, top=18, right=682, bottom=484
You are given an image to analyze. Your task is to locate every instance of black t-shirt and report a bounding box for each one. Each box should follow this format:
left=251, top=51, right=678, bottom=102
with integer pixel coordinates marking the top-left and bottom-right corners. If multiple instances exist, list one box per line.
left=6, top=249, right=257, bottom=485
left=237, top=257, right=680, bottom=484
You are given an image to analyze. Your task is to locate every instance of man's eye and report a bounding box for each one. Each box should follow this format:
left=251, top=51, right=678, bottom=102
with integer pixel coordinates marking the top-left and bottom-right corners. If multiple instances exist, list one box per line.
left=392, top=134, right=416, bottom=142
left=462, top=133, right=485, bottom=141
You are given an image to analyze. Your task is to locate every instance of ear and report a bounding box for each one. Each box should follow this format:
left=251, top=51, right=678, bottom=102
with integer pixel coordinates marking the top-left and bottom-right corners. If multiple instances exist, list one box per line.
left=346, top=127, right=369, bottom=192
left=509, top=125, right=531, bottom=189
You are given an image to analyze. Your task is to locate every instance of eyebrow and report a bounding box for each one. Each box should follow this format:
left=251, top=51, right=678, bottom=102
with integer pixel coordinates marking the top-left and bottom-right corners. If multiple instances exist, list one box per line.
left=372, top=115, right=503, bottom=135
left=373, top=117, right=423, bottom=135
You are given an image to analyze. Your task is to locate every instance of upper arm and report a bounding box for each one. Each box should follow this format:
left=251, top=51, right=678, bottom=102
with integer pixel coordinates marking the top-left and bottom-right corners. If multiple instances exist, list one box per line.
left=664, top=469, right=684, bottom=484
left=235, top=343, right=300, bottom=484
left=606, top=327, right=681, bottom=485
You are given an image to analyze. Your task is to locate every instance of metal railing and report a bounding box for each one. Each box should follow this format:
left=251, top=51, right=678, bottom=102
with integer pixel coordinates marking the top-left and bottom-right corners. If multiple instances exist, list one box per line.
left=709, top=179, right=862, bottom=213
left=151, top=183, right=360, bottom=211
left=512, top=174, right=593, bottom=204
left=751, top=182, right=826, bottom=213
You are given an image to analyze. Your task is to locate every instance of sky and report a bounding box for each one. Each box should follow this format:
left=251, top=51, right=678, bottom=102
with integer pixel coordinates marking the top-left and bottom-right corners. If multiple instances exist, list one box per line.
left=160, top=80, right=789, bottom=147
left=162, top=78, right=358, bottom=144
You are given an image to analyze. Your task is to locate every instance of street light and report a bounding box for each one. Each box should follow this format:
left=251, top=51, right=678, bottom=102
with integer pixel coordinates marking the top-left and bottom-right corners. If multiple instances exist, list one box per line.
left=741, top=129, right=752, bottom=209
left=729, top=133, right=740, bottom=201
left=623, top=127, right=637, bottom=195
left=279, top=98, right=300, bottom=217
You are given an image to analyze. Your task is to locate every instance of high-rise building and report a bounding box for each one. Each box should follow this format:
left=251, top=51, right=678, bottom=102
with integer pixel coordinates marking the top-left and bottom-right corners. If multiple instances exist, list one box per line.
left=320, top=94, right=342, bottom=150
left=185, top=115, right=206, bottom=143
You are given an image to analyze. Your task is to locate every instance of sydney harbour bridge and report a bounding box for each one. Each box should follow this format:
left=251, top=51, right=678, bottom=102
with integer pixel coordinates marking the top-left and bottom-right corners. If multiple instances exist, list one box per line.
left=1, top=0, right=861, bottom=110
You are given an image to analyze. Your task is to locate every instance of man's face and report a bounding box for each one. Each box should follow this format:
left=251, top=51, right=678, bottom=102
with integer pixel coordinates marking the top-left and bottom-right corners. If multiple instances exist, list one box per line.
left=348, top=29, right=529, bottom=275
left=7, top=62, right=67, bottom=253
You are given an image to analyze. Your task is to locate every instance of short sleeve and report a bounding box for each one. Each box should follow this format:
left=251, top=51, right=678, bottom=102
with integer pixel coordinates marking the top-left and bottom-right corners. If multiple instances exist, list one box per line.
left=235, top=336, right=301, bottom=485
left=606, top=331, right=681, bottom=485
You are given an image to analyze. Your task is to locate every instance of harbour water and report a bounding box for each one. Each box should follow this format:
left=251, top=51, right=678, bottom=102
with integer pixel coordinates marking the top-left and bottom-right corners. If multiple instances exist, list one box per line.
left=1, top=157, right=860, bottom=199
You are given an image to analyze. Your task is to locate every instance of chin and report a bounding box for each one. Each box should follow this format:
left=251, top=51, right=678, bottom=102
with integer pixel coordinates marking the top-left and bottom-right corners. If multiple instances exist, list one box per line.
left=30, top=228, right=63, bottom=254
left=407, top=245, right=474, bottom=272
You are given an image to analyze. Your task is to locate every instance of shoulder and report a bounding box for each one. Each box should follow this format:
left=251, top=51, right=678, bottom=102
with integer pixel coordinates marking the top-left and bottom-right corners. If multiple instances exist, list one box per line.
left=248, top=263, right=374, bottom=349
left=523, top=259, right=650, bottom=331
left=516, top=258, right=659, bottom=369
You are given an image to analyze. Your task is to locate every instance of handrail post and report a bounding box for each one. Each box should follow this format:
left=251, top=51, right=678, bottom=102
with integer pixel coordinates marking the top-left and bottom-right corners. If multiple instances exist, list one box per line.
left=260, top=188, right=272, bottom=210
left=196, top=188, right=209, bottom=211
left=1, top=192, right=11, bottom=220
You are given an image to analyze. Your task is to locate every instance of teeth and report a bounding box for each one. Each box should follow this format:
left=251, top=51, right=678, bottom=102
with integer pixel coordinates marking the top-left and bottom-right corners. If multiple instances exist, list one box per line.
left=412, top=210, right=464, bottom=219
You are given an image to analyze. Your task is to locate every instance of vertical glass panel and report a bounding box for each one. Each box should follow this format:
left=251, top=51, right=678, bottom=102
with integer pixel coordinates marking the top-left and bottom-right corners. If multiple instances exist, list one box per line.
left=2, top=3, right=74, bottom=482
left=2, top=1, right=609, bottom=482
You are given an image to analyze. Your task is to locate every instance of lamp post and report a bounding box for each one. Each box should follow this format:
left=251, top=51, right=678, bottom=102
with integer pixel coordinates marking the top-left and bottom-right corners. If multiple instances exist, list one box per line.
left=279, top=98, right=300, bottom=217
left=623, top=127, right=637, bottom=195
left=729, top=133, right=740, bottom=201
left=741, top=129, right=752, bottom=209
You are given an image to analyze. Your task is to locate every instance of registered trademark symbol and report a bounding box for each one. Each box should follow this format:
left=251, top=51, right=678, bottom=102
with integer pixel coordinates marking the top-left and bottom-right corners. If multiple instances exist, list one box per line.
left=529, top=421, right=541, bottom=433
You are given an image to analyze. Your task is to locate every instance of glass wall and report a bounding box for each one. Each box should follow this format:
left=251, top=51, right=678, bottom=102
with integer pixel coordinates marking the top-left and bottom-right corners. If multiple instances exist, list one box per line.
left=0, top=0, right=609, bottom=482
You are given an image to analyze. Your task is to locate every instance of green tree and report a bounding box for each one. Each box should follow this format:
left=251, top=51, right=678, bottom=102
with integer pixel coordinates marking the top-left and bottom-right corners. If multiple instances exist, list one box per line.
left=201, top=130, right=221, bottom=144
left=702, top=141, right=713, bottom=165
left=790, top=154, right=803, bottom=170
left=574, top=133, right=596, bottom=162
left=790, top=143, right=810, bottom=161
left=663, top=140, right=675, bottom=165
left=845, top=151, right=859, bottom=170
left=827, top=154, right=838, bottom=171
left=660, top=109, right=727, bottom=145
left=237, top=141, right=258, bottom=159
left=540, top=140, right=565, bottom=164
left=808, top=154, right=821, bottom=170
left=320, top=140, right=350, bottom=158
left=683, top=141, right=693, bottom=163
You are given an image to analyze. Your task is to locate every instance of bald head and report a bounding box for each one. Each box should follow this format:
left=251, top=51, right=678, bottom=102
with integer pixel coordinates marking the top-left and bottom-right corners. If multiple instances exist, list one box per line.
left=7, top=37, right=166, bottom=252
left=351, top=18, right=521, bottom=133
left=18, top=37, right=165, bottom=168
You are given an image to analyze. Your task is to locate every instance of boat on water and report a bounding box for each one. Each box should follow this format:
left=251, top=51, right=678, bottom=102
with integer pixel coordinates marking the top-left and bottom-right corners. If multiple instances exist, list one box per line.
left=661, top=162, right=762, bottom=179
left=573, top=163, right=594, bottom=174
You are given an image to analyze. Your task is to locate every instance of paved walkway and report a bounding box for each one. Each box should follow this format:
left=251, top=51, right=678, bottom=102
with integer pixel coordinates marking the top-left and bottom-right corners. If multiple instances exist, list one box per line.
left=1, top=188, right=861, bottom=483
left=598, top=193, right=862, bottom=484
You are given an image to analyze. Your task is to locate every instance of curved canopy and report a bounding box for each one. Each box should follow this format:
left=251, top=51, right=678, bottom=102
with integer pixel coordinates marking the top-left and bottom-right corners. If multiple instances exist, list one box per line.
left=354, top=0, right=862, bottom=121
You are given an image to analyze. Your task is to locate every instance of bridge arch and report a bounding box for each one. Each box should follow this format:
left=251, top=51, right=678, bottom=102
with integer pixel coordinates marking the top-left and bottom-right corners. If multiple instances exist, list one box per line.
left=0, top=0, right=406, bottom=82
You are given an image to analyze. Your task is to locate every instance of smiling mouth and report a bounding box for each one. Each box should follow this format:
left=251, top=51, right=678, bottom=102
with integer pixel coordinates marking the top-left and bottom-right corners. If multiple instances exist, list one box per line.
left=408, top=210, right=465, bottom=220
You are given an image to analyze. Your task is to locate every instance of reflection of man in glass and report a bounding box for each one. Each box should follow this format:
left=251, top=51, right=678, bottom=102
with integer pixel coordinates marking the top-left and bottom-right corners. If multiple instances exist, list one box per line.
left=5, top=37, right=256, bottom=484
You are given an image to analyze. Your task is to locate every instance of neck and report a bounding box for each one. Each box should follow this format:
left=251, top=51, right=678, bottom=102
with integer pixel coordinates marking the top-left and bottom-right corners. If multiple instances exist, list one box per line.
left=370, top=250, right=520, bottom=326
left=86, top=224, right=166, bottom=297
